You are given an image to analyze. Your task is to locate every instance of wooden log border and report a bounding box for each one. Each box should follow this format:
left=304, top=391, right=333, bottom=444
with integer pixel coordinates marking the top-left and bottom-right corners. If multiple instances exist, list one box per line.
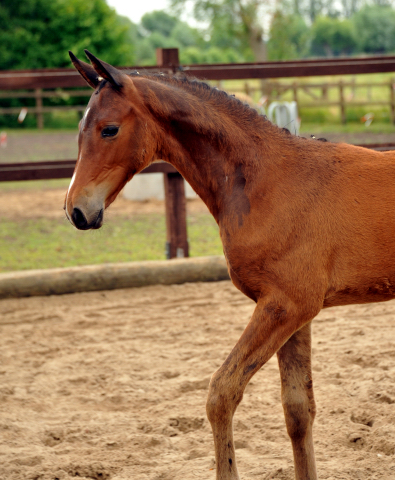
left=0, top=256, right=230, bottom=299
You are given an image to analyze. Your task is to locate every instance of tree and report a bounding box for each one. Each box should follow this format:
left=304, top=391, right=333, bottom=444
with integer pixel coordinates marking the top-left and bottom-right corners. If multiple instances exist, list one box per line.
left=280, top=0, right=342, bottom=23
left=310, top=16, right=357, bottom=56
left=340, top=0, right=362, bottom=18
left=352, top=5, right=395, bottom=53
left=267, top=11, right=309, bottom=60
left=0, top=0, right=135, bottom=70
left=141, top=10, right=179, bottom=37
left=180, top=45, right=245, bottom=63
left=135, top=10, right=238, bottom=65
left=171, top=0, right=267, bottom=61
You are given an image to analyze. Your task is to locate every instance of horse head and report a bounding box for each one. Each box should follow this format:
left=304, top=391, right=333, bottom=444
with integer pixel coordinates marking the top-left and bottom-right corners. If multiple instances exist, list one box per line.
left=65, top=51, right=155, bottom=230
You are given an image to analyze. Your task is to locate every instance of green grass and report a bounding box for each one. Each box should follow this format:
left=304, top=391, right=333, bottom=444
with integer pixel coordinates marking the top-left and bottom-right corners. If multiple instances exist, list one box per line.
left=299, top=122, right=395, bottom=135
left=220, top=73, right=395, bottom=126
left=5, top=128, right=78, bottom=135
left=0, top=179, right=70, bottom=192
left=0, top=213, right=223, bottom=272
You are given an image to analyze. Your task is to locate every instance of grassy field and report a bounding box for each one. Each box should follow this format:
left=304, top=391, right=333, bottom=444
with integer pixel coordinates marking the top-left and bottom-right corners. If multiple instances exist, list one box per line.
left=0, top=210, right=223, bottom=272
left=223, top=73, right=395, bottom=125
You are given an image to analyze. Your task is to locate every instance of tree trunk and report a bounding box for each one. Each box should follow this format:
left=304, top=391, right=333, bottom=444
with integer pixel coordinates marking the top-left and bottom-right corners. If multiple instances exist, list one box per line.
left=249, top=30, right=267, bottom=62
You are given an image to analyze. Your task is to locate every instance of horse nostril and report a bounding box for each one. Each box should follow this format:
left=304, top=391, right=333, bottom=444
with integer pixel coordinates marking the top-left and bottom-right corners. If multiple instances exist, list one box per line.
left=72, top=207, right=89, bottom=230
left=93, top=208, right=104, bottom=229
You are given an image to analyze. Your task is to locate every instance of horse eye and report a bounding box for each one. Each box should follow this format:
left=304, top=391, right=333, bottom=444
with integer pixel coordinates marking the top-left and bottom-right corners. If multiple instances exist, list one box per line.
left=101, top=126, right=119, bottom=138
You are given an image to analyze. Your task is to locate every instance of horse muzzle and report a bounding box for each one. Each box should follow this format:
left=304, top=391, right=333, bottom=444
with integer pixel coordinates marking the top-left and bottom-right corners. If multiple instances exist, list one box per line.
left=65, top=201, right=104, bottom=230
left=65, top=183, right=106, bottom=230
left=71, top=207, right=104, bottom=230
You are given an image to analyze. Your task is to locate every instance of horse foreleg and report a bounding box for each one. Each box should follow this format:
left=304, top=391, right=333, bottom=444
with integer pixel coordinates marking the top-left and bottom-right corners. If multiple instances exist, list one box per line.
left=206, top=293, right=317, bottom=480
left=277, top=322, right=317, bottom=480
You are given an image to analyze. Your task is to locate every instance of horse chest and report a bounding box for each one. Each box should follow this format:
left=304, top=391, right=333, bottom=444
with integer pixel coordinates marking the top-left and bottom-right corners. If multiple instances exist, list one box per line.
left=220, top=233, right=272, bottom=303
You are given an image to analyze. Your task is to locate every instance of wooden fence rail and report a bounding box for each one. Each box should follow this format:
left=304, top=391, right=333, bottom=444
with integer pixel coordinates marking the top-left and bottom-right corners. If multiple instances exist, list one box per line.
left=2, top=79, right=394, bottom=127
left=1, top=52, right=395, bottom=90
left=2, top=76, right=395, bottom=128
left=0, top=88, right=91, bottom=129
left=0, top=48, right=395, bottom=127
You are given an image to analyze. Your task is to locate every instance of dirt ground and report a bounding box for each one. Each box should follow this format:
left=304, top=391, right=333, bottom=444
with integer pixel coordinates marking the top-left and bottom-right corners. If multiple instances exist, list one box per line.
left=0, top=132, right=79, bottom=163
left=1, top=280, right=395, bottom=480
left=0, top=188, right=209, bottom=220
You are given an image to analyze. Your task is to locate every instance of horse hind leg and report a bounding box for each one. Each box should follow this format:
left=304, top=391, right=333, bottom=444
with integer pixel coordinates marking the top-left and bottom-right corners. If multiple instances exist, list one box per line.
left=277, top=322, right=317, bottom=480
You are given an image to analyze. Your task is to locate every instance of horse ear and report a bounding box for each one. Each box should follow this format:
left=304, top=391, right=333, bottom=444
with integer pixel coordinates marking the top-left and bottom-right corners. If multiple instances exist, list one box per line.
left=69, top=51, right=100, bottom=89
left=84, top=50, right=123, bottom=88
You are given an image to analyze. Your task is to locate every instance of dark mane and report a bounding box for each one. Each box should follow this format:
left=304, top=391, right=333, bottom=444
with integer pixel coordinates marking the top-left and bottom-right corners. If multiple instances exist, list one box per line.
left=128, top=71, right=325, bottom=143
left=128, top=71, right=271, bottom=131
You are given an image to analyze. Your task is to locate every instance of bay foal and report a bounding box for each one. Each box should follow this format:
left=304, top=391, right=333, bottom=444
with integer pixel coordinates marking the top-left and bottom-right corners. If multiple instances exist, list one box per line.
left=65, top=51, right=395, bottom=480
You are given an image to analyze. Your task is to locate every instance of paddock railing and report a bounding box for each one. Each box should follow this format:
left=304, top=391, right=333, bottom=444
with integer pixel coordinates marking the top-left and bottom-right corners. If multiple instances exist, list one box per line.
left=1, top=49, right=395, bottom=259
left=3, top=79, right=395, bottom=128
left=226, top=79, right=395, bottom=125
left=2, top=51, right=395, bottom=127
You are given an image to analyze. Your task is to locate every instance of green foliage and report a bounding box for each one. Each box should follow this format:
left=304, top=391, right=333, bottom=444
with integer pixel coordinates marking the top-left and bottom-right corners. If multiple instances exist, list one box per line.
left=141, top=10, right=178, bottom=37
left=180, top=46, right=244, bottom=64
left=135, top=10, right=205, bottom=64
left=310, top=16, right=357, bottom=56
left=171, top=0, right=262, bottom=60
left=3, top=0, right=395, bottom=90
left=171, top=22, right=200, bottom=48
left=134, top=8, right=247, bottom=65
left=0, top=0, right=135, bottom=70
left=352, top=5, right=395, bottom=53
left=268, top=12, right=310, bottom=60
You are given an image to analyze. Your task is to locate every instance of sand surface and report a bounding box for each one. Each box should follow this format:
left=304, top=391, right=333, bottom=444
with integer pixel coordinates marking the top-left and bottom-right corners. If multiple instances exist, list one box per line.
left=1, top=280, right=395, bottom=480
left=0, top=188, right=209, bottom=220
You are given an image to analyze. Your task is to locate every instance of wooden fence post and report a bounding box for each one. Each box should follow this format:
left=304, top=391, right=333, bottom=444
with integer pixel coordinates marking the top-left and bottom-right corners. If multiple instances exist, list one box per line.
left=164, top=172, right=189, bottom=259
left=292, top=81, right=298, bottom=103
left=322, top=84, right=328, bottom=100
left=156, top=48, right=189, bottom=259
left=244, top=82, right=250, bottom=97
left=339, top=80, right=346, bottom=125
left=156, top=48, right=180, bottom=74
left=35, top=88, right=44, bottom=129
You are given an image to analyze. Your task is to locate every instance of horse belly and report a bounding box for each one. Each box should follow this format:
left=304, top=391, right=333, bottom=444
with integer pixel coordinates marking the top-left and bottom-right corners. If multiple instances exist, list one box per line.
left=324, top=287, right=395, bottom=307
left=324, top=270, right=395, bottom=308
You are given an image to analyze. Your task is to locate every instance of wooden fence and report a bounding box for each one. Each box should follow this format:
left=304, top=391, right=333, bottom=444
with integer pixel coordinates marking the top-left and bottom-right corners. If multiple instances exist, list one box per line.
left=2, top=51, right=395, bottom=127
left=1, top=49, right=395, bottom=259
left=227, top=79, right=395, bottom=124
left=0, top=88, right=91, bottom=129
left=2, top=79, right=395, bottom=128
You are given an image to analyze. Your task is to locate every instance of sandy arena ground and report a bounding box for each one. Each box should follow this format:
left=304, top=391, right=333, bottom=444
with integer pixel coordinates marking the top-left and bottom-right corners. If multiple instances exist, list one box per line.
left=1, top=280, right=395, bottom=480
left=0, top=188, right=210, bottom=220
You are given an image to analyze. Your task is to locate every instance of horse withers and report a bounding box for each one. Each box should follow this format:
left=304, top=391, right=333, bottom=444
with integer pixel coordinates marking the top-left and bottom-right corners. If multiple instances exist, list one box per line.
left=66, top=50, right=395, bottom=480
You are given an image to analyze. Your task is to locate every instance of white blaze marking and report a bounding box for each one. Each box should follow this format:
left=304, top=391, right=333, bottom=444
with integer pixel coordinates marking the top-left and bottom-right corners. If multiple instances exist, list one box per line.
left=69, top=172, right=76, bottom=190
left=66, top=157, right=80, bottom=205
left=80, top=107, right=91, bottom=130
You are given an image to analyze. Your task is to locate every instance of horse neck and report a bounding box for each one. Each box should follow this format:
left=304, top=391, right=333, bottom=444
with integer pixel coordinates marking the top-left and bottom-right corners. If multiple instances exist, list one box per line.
left=135, top=77, right=284, bottom=221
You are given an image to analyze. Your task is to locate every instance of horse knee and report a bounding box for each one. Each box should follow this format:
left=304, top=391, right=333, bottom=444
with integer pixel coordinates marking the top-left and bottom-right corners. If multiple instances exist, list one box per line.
left=282, top=391, right=316, bottom=441
left=206, top=370, right=243, bottom=425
